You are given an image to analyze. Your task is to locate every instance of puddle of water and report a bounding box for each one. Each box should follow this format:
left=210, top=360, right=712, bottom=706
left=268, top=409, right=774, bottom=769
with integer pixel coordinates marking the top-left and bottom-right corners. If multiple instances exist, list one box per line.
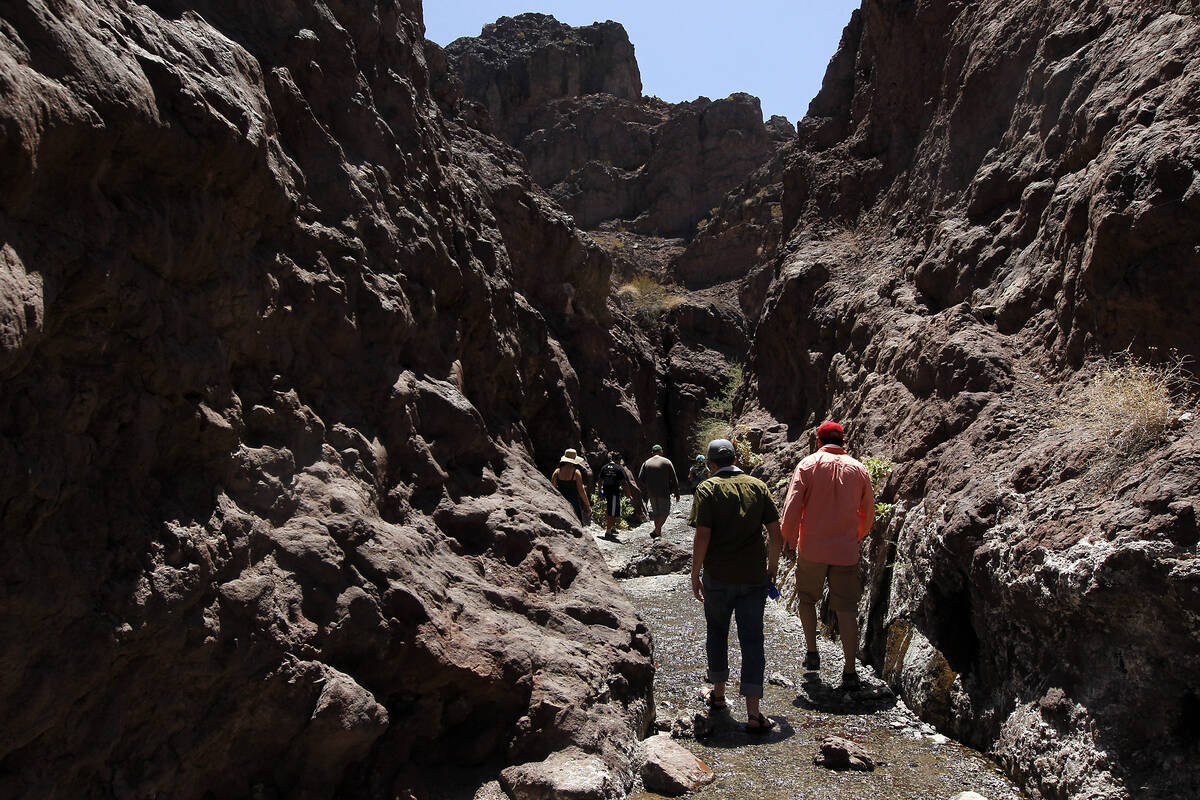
left=608, top=499, right=1027, bottom=800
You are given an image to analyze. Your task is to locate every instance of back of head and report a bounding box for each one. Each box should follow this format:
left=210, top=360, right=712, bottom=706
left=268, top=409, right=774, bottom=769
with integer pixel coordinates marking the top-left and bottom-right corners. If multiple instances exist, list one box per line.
left=705, top=438, right=736, bottom=468
left=816, top=420, right=844, bottom=447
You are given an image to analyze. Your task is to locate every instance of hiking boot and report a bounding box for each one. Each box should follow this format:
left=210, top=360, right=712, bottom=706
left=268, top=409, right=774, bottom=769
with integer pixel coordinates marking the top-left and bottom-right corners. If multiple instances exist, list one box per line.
left=803, top=651, right=820, bottom=671
left=839, top=670, right=860, bottom=691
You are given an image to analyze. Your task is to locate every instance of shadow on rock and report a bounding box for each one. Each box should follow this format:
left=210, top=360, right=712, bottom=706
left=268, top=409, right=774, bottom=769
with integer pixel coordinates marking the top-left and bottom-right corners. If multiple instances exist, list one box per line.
left=792, top=673, right=897, bottom=714
left=614, top=538, right=691, bottom=578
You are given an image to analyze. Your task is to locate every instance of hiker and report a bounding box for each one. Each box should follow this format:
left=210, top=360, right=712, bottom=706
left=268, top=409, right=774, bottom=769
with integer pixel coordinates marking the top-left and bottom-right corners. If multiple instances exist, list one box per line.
left=688, top=438, right=783, bottom=733
left=552, top=449, right=591, bottom=525
left=637, top=444, right=679, bottom=538
left=687, top=454, right=707, bottom=492
left=779, top=421, right=875, bottom=690
left=598, top=452, right=635, bottom=539
left=615, top=453, right=646, bottom=524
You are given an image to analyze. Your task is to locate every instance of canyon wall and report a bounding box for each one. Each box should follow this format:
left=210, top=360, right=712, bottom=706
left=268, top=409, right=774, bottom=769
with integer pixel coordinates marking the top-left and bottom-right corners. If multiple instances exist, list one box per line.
left=445, top=13, right=791, bottom=237
left=0, top=1, right=657, bottom=797
left=741, top=2, right=1200, bottom=798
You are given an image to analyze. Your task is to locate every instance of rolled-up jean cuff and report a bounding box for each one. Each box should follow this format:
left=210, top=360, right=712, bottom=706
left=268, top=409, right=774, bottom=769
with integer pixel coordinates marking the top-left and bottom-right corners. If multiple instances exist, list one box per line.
left=740, top=682, right=764, bottom=698
left=706, top=668, right=730, bottom=684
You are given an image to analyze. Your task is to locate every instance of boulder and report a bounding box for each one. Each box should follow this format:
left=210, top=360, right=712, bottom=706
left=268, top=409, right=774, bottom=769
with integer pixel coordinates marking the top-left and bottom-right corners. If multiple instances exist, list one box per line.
left=614, top=539, right=691, bottom=578
left=500, top=747, right=623, bottom=800
left=813, top=736, right=876, bottom=772
left=639, top=734, right=716, bottom=796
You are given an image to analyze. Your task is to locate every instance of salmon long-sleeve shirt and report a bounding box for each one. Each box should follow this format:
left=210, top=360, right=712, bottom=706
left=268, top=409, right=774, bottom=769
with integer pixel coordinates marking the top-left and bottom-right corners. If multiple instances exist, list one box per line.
left=780, top=445, right=875, bottom=566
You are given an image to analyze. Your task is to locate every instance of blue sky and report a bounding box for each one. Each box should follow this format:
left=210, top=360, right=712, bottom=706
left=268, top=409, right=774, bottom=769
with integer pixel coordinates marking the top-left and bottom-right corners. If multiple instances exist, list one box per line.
left=423, top=1, right=862, bottom=124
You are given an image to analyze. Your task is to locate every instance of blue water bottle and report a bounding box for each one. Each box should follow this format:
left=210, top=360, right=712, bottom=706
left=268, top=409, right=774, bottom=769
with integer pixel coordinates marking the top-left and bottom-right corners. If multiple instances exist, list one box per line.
left=768, top=581, right=781, bottom=600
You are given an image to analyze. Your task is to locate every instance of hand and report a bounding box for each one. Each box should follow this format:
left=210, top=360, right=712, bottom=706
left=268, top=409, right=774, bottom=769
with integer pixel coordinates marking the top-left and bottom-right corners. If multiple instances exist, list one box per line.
left=783, top=544, right=796, bottom=560
left=673, top=493, right=679, bottom=501
left=691, top=573, right=705, bottom=602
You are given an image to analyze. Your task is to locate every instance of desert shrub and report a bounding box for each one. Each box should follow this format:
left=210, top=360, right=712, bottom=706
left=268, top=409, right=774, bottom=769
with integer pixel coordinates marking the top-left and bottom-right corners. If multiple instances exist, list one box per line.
left=1080, top=349, right=1194, bottom=456
left=590, top=486, right=636, bottom=529
left=1062, top=348, right=1196, bottom=491
left=615, top=273, right=684, bottom=320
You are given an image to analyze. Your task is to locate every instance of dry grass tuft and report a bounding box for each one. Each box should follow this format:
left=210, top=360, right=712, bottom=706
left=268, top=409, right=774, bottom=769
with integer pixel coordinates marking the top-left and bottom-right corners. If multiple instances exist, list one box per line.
left=615, top=273, right=684, bottom=319
left=1080, top=349, right=1194, bottom=456
left=1070, top=349, right=1196, bottom=491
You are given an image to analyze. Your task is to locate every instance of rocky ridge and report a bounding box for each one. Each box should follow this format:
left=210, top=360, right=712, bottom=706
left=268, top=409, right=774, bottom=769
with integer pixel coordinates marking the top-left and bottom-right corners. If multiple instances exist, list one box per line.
left=443, top=13, right=792, bottom=237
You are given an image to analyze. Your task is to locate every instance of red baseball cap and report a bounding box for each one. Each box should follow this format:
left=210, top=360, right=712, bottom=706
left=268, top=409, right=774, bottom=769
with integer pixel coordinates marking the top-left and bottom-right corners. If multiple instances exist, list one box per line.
left=817, top=421, right=844, bottom=439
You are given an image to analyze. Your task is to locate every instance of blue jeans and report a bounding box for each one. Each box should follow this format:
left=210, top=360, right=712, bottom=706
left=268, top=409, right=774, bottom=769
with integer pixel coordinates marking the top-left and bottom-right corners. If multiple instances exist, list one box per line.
left=702, top=573, right=767, bottom=697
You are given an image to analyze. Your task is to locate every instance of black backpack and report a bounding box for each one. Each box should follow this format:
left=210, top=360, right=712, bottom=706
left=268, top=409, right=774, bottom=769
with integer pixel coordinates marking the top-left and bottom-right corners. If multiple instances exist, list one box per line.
left=600, top=462, right=623, bottom=489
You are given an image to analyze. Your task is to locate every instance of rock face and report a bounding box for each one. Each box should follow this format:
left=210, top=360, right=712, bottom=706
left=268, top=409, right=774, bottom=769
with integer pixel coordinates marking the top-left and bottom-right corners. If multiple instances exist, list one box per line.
left=740, top=2, right=1200, bottom=799
left=444, top=14, right=789, bottom=237
left=0, top=1, right=656, bottom=797
left=445, top=13, right=643, bottom=145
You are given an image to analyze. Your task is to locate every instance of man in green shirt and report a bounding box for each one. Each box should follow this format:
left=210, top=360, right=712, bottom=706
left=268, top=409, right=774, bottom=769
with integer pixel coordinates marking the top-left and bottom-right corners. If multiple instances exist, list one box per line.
left=688, top=438, right=783, bottom=733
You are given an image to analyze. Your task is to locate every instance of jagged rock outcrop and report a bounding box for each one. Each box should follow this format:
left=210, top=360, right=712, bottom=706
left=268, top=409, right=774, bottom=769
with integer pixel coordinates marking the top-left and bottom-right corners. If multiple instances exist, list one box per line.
left=741, top=2, right=1200, bottom=799
left=0, top=1, right=657, bottom=797
left=444, top=14, right=790, bottom=237
left=444, top=13, right=642, bottom=145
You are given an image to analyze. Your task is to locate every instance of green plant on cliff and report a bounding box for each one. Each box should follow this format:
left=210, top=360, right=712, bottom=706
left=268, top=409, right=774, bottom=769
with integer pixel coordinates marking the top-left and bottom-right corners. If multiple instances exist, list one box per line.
left=691, top=364, right=763, bottom=470
left=862, top=456, right=895, bottom=532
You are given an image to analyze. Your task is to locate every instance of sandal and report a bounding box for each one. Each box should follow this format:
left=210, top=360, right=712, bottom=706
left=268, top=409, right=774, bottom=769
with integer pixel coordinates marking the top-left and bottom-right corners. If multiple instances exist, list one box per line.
left=701, top=688, right=727, bottom=710
left=746, top=712, right=776, bottom=734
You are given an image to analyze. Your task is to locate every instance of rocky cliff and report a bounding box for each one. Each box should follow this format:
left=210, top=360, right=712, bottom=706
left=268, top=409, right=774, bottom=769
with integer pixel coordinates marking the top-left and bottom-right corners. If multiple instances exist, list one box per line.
left=0, top=1, right=657, bottom=797
left=739, top=2, right=1200, bottom=799
left=444, top=13, right=791, bottom=237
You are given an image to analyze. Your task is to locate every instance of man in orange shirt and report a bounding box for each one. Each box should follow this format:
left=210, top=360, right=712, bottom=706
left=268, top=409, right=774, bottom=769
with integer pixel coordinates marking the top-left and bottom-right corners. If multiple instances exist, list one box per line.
left=780, top=421, right=875, bottom=689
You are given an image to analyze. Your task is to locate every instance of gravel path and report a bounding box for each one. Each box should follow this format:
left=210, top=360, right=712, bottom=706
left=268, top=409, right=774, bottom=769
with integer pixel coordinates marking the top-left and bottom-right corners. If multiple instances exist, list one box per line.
left=593, top=496, right=1028, bottom=800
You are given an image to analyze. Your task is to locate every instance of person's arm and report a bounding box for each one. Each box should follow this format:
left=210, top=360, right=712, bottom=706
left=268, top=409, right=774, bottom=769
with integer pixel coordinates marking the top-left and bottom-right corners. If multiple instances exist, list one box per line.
left=669, top=462, right=679, bottom=499
left=691, top=526, right=711, bottom=602
left=779, top=463, right=806, bottom=557
left=576, top=471, right=591, bottom=515
left=765, top=520, right=783, bottom=583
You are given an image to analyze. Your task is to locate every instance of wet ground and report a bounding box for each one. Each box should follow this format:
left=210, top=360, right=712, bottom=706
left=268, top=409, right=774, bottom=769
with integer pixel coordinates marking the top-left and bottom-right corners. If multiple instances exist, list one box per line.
left=595, top=496, right=1027, bottom=800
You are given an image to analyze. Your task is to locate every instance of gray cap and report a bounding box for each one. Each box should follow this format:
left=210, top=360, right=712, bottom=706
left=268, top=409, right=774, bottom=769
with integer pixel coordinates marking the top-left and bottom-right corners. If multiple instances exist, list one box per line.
left=706, top=438, right=735, bottom=461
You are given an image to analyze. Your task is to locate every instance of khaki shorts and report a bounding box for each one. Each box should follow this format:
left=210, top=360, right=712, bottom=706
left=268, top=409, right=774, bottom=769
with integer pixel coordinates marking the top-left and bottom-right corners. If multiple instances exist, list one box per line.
left=793, top=557, right=862, bottom=612
left=649, top=496, right=671, bottom=518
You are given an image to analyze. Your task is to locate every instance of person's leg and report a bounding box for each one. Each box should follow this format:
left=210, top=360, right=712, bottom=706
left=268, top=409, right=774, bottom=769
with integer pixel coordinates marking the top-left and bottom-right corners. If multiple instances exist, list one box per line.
left=733, top=583, right=774, bottom=731
left=732, top=582, right=767, bottom=703
left=793, top=558, right=828, bottom=657
left=702, top=574, right=734, bottom=697
left=797, top=602, right=819, bottom=652
left=828, top=563, right=864, bottom=683
left=649, top=496, right=669, bottom=537
left=836, top=609, right=858, bottom=671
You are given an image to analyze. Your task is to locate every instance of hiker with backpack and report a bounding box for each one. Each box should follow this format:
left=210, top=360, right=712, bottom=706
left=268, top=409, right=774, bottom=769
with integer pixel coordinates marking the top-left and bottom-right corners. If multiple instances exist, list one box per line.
left=598, top=452, right=635, bottom=540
